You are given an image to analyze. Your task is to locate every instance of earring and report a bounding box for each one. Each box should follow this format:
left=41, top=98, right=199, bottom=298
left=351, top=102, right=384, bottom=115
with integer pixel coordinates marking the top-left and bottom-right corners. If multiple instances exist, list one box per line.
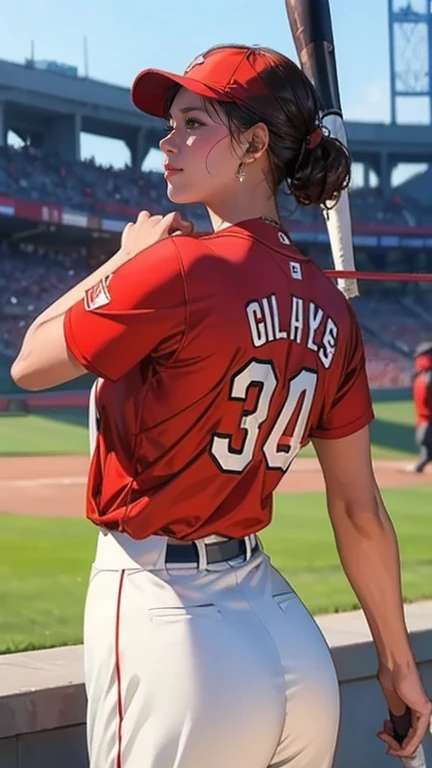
left=236, top=163, right=246, bottom=182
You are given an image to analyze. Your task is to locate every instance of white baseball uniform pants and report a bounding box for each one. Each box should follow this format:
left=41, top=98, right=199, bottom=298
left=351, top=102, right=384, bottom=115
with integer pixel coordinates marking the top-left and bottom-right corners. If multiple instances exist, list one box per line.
left=84, top=529, right=340, bottom=768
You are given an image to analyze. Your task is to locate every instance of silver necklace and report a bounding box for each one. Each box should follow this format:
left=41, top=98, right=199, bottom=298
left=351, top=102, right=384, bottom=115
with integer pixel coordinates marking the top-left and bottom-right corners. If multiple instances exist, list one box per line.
left=261, top=216, right=281, bottom=228
left=216, top=216, right=282, bottom=232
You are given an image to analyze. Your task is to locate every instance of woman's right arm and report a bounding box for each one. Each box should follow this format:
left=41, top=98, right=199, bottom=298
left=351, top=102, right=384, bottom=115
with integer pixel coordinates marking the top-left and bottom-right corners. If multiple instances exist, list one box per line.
left=313, top=426, right=432, bottom=759
left=11, top=211, right=192, bottom=391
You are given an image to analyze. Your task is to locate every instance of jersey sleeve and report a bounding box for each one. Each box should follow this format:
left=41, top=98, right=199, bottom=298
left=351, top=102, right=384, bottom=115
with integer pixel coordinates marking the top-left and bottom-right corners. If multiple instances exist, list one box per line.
left=310, top=306, right=374, bottom=440
left=64, top=238, right=186, bottom=382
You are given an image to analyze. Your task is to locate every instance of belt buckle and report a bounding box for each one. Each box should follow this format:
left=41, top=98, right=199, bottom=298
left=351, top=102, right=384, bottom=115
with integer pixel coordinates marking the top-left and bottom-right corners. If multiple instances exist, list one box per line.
left=244, top=535, right=253, bottom=561
left=166, top=535, right=258, bottom=568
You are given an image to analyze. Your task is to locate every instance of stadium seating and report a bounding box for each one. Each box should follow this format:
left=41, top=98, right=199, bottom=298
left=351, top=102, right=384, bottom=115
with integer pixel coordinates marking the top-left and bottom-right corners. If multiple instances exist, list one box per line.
left=1, top=239, right=430, bottom=390
left=1, top=145, right=431, bottom=226
left=1, top=146, right=431, bottom=391
left=355, top=298, right=432, bottom=355
left=361, top=331, right=413, bottom=388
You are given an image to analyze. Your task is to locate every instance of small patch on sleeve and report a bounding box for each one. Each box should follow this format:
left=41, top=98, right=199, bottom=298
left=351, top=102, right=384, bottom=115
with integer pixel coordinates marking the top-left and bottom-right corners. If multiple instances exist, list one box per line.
left=84, top=275, right=113, bottom=311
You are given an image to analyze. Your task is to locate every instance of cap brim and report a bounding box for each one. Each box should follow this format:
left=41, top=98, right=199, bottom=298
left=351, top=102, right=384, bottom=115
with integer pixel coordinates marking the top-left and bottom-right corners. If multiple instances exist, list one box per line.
left=131, top=69, right=228, bottom=118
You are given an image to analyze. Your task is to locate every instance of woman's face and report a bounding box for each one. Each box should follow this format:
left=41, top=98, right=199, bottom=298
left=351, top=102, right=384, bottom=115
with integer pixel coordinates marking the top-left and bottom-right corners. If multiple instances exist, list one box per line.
left=159, top=87, right=247, bottom=206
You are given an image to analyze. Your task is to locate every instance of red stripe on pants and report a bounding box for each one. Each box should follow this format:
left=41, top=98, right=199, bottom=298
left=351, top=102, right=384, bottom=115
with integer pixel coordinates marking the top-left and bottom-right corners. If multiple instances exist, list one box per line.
left=115, top=571, right=126, bottom=768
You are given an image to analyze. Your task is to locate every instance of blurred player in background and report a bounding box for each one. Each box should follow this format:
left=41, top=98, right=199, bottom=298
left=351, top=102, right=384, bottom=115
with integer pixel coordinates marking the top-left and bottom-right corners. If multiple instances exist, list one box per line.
left=409, top=341, right=432, bottom=473
left=11, top=45, right=431, bottom=768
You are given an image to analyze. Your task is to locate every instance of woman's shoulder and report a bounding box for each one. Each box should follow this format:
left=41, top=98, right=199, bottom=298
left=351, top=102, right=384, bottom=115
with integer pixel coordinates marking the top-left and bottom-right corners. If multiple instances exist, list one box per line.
left=167, top=231, right=228, bottom=263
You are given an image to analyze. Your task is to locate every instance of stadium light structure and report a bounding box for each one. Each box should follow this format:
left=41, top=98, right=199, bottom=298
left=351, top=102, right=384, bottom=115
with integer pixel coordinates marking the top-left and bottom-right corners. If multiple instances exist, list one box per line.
left=388, top=0, right=432, bottom=124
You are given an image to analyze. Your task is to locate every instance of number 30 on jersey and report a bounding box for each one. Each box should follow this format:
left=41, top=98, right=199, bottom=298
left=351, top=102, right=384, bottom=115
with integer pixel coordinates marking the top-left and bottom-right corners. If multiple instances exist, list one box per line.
left=210, top=361, right=318, bottom=473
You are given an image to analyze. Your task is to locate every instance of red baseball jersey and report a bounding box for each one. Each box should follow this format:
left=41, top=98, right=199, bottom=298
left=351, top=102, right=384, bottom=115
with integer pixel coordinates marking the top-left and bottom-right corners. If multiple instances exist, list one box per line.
left=413, top=355, right=432, bottom=426
left=64, top=218, right=373, bottom=540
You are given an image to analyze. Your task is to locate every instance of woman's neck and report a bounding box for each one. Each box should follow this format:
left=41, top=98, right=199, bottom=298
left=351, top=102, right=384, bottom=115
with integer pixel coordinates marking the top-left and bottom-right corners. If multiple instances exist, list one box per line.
left=206, top=196, right=280, bottom=233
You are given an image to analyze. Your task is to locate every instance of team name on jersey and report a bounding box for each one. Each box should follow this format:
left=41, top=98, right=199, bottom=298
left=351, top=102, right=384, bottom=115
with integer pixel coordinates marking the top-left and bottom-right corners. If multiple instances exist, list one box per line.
left=245, top=294, right=338, bottom=370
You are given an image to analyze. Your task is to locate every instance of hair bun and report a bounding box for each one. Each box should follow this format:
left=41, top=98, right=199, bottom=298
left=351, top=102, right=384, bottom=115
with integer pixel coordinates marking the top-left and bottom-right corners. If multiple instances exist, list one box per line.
left=288, top=134, right=351, bottom=207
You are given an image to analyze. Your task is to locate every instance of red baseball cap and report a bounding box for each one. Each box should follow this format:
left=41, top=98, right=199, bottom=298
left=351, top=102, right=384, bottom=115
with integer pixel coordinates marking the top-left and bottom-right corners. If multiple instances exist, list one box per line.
left=132, top=46, right=280, bottom=118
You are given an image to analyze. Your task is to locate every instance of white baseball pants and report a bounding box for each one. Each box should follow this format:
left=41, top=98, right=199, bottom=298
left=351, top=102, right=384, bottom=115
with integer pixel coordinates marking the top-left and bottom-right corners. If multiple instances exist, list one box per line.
left=84, top=530, right=340, bottom=768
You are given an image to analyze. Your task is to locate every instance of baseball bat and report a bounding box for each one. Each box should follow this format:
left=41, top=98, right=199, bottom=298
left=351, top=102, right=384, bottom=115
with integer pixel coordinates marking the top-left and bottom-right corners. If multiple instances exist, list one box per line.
left=390, top=708, right=427, bottom=767
left=285, top=0, right=359, bottom=299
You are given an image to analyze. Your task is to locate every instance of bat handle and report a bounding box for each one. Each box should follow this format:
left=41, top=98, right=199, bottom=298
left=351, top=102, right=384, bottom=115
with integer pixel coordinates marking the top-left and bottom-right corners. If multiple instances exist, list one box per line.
left=390, top=707, right=413, bottom=745
left=389, top=708, right=427, bottom=767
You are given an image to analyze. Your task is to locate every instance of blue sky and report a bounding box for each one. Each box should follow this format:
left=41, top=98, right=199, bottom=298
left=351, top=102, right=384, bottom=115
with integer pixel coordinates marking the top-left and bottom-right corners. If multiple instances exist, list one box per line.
left=0, top=0, right=430, bottom=181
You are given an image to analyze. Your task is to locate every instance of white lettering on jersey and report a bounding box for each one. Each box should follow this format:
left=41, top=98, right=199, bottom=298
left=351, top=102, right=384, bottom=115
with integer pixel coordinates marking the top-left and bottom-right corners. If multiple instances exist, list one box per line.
left=262, top=297, right=275, bottom=342
left=307, top=302, right=324, bottom=352
left=246, top=294, right=287, bottom=347
left=246, top=301, right=266, bottom=347
left=271, top=294, right=287, bottom=340
left=245, top=294, right=339, bottom=370
left=319, top=318, right=338, bottom=369
left=289, top=297, right=304, bottom=344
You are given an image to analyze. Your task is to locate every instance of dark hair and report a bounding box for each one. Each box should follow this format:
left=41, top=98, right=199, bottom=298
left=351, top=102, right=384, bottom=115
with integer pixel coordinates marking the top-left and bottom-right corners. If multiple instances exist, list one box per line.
left=166, top=44, right=351, bottom=208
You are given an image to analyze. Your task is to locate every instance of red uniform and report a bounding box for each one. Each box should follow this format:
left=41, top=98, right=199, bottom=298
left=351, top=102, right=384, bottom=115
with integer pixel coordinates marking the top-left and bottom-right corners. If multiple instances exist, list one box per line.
left=65, top=218, right=373, bottom=541
left=413, top=354, right=432, bottom=426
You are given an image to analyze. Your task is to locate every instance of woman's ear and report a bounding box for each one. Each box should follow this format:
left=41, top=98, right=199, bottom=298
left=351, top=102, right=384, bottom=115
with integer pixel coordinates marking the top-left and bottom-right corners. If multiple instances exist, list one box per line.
left=245, top=123, right=270, bottom=162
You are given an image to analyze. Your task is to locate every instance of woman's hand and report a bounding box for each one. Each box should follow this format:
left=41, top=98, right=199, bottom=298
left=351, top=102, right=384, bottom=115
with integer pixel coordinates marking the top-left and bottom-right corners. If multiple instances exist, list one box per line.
left=377, top=660, right=432, bottom=758
left=119, top=210, right=194, bottom=262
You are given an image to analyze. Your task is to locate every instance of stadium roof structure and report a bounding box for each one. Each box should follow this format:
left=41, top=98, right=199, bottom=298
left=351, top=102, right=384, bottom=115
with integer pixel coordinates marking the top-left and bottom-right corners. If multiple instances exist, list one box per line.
left=0, top=58, right=161, bottom=166
left=0, top=56, right=431, bottom=184
left=0, top=57, right=157, bottom=129
left=395, top=165, right=432, bottom=204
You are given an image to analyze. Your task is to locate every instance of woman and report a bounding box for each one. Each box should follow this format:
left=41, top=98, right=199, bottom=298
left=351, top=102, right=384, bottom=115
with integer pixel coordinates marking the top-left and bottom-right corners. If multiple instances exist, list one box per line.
left=11, top=45, right=431, bottom=768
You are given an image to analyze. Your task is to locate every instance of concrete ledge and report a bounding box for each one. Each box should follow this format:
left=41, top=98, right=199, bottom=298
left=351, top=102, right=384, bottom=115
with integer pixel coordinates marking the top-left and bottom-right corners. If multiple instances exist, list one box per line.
left=318, top=601, right=432, bottom=682
left=1, top=602, right=431, bottom=767
left=0, top=646, right=85, bottom=738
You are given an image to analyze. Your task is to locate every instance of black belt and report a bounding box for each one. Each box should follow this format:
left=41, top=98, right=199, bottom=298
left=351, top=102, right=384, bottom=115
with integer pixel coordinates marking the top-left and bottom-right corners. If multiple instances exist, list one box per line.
left=165, top=537, right=258, bottom=565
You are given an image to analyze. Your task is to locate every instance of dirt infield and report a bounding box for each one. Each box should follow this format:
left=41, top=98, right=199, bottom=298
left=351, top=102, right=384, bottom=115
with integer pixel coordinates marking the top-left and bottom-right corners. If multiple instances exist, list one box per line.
left=0, top=455, right=430, bottom=518
left=0, top=456, right=89, bottom=517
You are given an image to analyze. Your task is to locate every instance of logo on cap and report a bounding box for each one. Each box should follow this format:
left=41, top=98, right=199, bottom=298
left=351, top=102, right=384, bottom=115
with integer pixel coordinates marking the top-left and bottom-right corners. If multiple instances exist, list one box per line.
left=184, top=54, right=206, bottom=74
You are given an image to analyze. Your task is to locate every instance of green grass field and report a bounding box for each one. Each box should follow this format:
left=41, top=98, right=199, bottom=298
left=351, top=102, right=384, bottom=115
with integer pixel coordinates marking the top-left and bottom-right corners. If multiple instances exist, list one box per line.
left=0, top=409, right=88, bottom=456
left=0, top=391, right=429, bottom=654
left=0, top=486, right=431, bottom=654
left=0, top=397, right=418, bottom=458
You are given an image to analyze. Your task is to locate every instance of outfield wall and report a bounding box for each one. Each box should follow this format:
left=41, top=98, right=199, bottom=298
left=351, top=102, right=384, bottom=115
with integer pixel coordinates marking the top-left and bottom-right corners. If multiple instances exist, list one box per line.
left=0, top=384, right=414, bottom=412
left=0, top=390, right=90, bottom=411
left=0, top=604, right=431, bottom=768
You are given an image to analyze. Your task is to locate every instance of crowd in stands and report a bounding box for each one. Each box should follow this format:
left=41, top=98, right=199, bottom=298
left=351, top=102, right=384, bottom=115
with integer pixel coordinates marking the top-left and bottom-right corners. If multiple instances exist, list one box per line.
left=0, top=145, right=168, bottom=214
left=359, top=330, right=414, bottom=389
left=1, top=144, right=431, bottom=228
left=1, top=239, right=431, bottom=390
left=1, top=145, right=431, bottom=389
left=0, top=145, right=209, bottom=224
left=353, top=298, right=432, bottom=388
left=355, top=298, right=432, bottom=355
left=0, top=241, right=90, bottom=356
left=346, top=189, right=428, bottom=228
